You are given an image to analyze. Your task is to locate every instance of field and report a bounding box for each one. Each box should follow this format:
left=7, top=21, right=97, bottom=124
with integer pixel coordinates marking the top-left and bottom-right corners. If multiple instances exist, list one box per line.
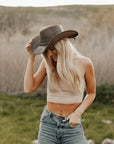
left=0, top=93, right=114, bottom=144
left=0, top=5, right=114, bottom=94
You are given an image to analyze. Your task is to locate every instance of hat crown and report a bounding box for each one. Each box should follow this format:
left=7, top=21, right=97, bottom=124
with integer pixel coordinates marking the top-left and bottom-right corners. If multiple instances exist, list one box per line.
left=30, top=24, right=78, bottom=55
left=40, top=25, right=63, bottom=45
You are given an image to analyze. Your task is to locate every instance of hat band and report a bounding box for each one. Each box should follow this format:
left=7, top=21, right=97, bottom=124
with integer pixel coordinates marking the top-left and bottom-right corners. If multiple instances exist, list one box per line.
left=40, top=42, right=49, bottom=46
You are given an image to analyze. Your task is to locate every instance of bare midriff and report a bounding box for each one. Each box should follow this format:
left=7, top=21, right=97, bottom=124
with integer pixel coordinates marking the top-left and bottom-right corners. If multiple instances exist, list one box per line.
left=47, top=101, right=82, bottom=117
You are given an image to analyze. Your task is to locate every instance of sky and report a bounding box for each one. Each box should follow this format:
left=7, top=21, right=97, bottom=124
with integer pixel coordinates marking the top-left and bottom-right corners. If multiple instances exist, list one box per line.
left=0, top=0, right=114, bottom=7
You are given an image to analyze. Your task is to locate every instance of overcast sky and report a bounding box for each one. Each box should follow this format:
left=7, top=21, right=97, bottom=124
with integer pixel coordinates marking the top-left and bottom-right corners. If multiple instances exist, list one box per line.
left=0, top=0, right=114, bottom=7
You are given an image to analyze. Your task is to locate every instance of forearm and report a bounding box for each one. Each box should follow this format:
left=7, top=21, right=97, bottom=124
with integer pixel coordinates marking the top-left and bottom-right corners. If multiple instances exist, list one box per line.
left=24, top=56, right=35, bottom=92
left=74, top=93, right=96, bottom=117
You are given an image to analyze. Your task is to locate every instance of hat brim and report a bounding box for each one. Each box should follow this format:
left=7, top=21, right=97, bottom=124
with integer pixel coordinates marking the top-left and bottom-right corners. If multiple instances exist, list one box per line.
left=30, top=35, right=46, bottom=55
left=30, top=30, right=78, bottom=55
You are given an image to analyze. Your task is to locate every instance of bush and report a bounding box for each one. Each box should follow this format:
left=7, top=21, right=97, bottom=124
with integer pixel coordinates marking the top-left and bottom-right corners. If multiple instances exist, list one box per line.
left=96, top=83, right=114, bottom=104
left=84, top=83, right=114, bottom=104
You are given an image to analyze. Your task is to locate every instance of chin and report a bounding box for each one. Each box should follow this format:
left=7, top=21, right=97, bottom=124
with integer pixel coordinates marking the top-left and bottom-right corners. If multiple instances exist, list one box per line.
left=52, top=58, right=57, bottom=62
left=54, top=59, right=57, bottom=62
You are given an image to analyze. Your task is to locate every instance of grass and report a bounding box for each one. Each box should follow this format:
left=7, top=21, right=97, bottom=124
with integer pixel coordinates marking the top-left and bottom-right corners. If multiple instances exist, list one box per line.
left=0, top=93, right=46, bottom=144
left=0, top=93, right=114, bottom=144
left=83, top=102, right=114, bottom=143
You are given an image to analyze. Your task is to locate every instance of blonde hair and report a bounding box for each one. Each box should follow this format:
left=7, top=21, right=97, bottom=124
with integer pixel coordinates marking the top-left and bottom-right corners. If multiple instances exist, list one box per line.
left=41, top=38, right=83, bottom=93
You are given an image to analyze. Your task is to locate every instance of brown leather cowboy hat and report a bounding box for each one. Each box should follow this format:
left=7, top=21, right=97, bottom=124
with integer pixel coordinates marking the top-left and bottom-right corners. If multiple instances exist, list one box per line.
left=30, top=24, right=78, bottom=55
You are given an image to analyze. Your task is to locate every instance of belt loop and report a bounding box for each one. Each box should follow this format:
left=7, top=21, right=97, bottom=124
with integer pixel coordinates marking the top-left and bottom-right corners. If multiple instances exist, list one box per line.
left=48, top=111, right=51, bottom=118
left=44, top=105, right=47, bottom=109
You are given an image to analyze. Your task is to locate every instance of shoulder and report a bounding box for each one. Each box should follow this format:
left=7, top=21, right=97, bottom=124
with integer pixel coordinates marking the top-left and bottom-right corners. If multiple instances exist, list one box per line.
left=81, top=56, right=93, bottom=66
left=82, top=56, right=95, bottom=75
left=75, top=55, right=94, bottom=73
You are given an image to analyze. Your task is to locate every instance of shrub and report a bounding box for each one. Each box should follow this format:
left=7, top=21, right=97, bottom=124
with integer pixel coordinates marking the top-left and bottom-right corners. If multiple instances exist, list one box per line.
left=96, top=83, right=114, bottom=104
left=84, top=83, right=114, bottom=104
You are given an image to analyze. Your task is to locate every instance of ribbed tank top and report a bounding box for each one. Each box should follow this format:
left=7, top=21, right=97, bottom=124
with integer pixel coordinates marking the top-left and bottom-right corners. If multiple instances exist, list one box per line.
left=47, top=78, right=85, bottom=104
left=46, top=56, right=86, bottom=104
left=47, top=72, right=85, bottom=104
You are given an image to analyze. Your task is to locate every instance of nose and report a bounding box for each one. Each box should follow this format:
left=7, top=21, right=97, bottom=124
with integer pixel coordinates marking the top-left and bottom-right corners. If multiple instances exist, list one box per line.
left=48, top=51, right=53, bottom=56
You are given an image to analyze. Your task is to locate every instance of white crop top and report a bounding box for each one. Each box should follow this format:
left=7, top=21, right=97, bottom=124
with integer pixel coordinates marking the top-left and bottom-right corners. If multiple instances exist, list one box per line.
left=47, top=76, right=85, bottom=104
left=46, top=56, right=86, bottom=104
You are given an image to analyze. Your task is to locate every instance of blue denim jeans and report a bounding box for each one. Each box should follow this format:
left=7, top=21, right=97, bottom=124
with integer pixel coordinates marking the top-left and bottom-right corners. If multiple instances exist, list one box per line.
left=38, top=105, right=88, bottom=144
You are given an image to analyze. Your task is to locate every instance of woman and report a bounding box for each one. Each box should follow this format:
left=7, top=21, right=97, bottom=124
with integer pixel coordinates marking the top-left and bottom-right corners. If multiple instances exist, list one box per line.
left=24, top=25, right=96, bottom=144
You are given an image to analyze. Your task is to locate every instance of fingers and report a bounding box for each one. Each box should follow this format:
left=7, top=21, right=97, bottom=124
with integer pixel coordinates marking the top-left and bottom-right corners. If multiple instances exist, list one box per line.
left=25, top=38, right=34, bottom=49
left=66, top=114, right=71, bottom=120
left=25, top=44, right=30, bottom=51
left=69, top=118, right=80, bottom=127
left=28, top=38, right=34, bottom=44
left=26, top=38, right=34, bottom=46
left=72, top=123, right=78, bottom=127
left=66, top=113, right=72, bottom=119
left=69, top=121, right=79, bottom=127
left=24, top=37, right=36, bottom=57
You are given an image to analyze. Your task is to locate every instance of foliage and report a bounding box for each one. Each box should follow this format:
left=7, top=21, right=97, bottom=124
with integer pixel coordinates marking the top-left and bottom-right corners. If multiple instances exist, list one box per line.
left=96, top=83, right=114, bottom=104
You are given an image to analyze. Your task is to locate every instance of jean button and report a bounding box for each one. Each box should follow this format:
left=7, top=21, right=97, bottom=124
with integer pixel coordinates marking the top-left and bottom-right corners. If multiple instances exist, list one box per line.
left=57, top=116, right=61, bottom=119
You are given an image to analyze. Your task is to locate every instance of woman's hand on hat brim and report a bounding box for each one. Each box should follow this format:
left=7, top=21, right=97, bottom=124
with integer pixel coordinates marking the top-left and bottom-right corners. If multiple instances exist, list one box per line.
left=25, top=38, right=36, bottom=58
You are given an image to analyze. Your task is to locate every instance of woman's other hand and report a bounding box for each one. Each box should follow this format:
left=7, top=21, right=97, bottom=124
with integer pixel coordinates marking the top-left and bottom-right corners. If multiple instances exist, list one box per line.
left=66, top=112, right=81, bottom=127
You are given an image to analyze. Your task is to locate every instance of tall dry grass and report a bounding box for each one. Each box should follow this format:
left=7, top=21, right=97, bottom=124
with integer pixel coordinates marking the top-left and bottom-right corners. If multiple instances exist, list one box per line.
left=0, top=5, right=114, bottom=94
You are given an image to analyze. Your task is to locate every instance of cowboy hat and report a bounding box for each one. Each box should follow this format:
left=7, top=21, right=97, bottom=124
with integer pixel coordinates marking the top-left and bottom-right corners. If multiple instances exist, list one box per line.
left=30, top=24, right=78, bottom=55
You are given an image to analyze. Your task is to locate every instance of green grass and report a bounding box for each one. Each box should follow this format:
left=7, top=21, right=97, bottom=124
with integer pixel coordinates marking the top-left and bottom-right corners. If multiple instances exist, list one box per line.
left=0, top=93, right=114, bottom=144
left=82, top=102, right=114, bottom=143
left=0, top=93, right=46, bottom=144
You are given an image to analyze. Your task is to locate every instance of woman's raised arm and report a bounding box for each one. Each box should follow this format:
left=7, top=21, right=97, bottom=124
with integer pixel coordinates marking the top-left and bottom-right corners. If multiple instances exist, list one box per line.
left=24, top=38, right=47, bottom=94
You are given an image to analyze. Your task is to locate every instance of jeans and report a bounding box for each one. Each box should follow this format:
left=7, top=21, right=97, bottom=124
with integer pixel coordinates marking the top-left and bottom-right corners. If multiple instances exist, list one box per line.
left=38, top=105, right=88, bottom=144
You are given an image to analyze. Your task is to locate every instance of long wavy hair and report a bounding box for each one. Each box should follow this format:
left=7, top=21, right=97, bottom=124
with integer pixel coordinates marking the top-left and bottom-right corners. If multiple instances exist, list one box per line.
left=41, top=38, right=84, bottom=93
